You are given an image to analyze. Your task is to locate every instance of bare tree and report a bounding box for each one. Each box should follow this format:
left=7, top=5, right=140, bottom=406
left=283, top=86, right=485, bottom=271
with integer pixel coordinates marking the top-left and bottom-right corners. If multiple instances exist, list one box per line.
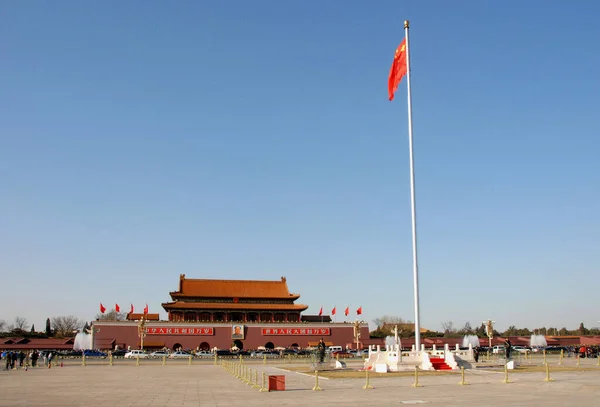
left=13, top=316, right=29, bottom=332
left=52, top=316, right=84, bottom=337
left=95, top=310, right=127, bottom=321
left=372, top=315, right=407, bottom=328
left=0, top=319, right=5, bottom=332
left=441, top=321, right=455, bottom=334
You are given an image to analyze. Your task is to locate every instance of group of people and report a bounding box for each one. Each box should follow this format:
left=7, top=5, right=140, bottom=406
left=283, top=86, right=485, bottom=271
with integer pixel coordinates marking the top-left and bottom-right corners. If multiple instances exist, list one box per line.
left=2, top=350, right=52, bottom=370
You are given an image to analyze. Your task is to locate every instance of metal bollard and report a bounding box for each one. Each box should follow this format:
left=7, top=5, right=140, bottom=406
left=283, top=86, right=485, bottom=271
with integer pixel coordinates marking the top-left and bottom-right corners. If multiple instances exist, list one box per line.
left=559, top=349, right=563, bottom=365
left=240, top=354, right=243, bottom=365
left=259, top=371, right=268, bottom=392
left=543, top=349, right=547, bottom=365
left=109, top=353, right=113, bottom=366
left=263, top=354, right=267, bottom=365
left=544, top=363, right=554, bottom=382
left=136, top=356, right=140, bottom=367
left=162, top=355, right=166, bottom=366
left=502, top=363, right=511, bottom=384
left=214, top=353, right=218, bottom=366
left=188, top=355, right=192, bottom=365
left=252, top=369, right=260, bottom=389
left=459, top=366, right=469, bottom=385
left=412, top=366, right=422, bottom=387
left=577, top=355, right=580, bottom=366
left=363, top=368, right=373, bottom=389
left=82, top=354, right=87, bottom=367
left=312, top=369, right=322, bottom=391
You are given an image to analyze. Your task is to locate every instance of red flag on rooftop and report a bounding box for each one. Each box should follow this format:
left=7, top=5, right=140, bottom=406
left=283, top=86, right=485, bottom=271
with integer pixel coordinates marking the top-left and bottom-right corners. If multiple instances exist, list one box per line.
left=356, top=306, right=363, bottom=315
left=115, top=304, right=120, bottom=313
left=388, top=38, right=407, bottom=101
left=318, top=306, right=323, bottom=316
left=143, top=304, right=149, bottom=314
left=100, top=303, right=106, bottom=314
left=130, top=304, right=134, bottom=314
left=344, top=306, right=349, bottom=316
left=331, top=306, right=336, bottom=316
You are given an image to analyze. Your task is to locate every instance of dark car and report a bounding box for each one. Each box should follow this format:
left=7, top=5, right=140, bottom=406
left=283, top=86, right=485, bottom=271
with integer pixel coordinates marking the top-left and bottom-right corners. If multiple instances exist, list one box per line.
left=83, top=350, right=107, bottom=358
left=111, top=349, right=128, bottom=357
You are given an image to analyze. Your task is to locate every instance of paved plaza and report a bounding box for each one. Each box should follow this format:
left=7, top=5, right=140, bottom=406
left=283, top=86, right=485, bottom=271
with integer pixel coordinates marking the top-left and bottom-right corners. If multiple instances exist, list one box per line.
left=1, top=357, right=600, bottom=406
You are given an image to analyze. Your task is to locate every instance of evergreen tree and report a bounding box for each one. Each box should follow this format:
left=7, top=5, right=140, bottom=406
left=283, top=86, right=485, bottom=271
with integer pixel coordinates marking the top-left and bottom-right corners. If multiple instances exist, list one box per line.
left=45, top=318, right=52, bottom=336
left=30, top=324, right=35, bottom=334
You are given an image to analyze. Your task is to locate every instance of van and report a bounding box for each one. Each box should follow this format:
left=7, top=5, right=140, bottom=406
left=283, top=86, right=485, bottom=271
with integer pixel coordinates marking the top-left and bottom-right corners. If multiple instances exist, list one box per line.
left=328, top=346, right=342, bottom=353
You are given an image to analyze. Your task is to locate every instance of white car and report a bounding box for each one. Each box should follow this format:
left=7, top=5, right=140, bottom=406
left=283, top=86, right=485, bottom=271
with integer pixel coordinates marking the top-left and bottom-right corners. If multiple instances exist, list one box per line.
left=492, top=346, right=505, bottom=354
left=195, top=351, right=213, bottom=358
left=169, top=351, right=192, bottom=359
left=150, top=351, right=170, bottom=357
left=124, top=350, right=149, bottom=359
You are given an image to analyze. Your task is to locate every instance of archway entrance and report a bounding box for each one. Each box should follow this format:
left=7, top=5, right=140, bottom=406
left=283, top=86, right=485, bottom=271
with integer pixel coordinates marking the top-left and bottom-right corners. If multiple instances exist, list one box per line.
left=172, top=343, right=182, bottom=351
left=233, top=339, right=244, bottom=350
left=291, top=343, right=299, bottom=348
left=265, top=342, right=275, bottom=350
left=199, top=342, right=210, bottom=351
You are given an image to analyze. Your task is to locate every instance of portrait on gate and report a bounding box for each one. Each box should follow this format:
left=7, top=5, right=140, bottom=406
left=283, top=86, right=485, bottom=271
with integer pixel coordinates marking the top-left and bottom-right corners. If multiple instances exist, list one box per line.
left=232, top=325, right=244, bottom=339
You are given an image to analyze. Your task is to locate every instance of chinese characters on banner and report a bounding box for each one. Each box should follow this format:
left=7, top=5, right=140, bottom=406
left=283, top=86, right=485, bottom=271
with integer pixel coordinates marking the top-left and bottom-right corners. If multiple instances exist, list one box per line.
left=261, top=328, right=330, bottom=336
left=145, top=327, right=214, bottom=335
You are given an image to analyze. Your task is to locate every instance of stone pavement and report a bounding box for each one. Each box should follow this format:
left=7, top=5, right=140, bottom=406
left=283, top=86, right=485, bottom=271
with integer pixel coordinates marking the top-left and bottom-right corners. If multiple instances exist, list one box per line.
left=1, top=358, right=599, bottom=406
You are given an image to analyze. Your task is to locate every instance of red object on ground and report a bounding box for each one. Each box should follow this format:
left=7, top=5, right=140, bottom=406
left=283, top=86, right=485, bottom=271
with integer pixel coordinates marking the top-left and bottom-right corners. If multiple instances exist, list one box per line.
left=429, top=357, right=453, bottom=370
left=268, top=375, right=286, bottom=391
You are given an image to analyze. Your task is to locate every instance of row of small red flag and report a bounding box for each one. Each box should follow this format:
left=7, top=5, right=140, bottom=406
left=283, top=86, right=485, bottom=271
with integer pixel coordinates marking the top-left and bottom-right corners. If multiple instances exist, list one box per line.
left=99, top=303, right=148, bottom=315
left=318, top=306, right=362, bottom=317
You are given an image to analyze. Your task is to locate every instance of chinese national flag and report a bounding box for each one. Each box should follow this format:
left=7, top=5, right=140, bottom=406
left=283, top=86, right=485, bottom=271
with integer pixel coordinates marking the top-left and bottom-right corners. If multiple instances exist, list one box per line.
left=344, top=306, right=349, bottom=316
left=318, top=306, right=323, bottom=316
left=130, top=304, right=134, bottom=314
left=331, top=306, right=336, bottom=316
left=143, top=304, right=149, bottom=314
left=100, top=303, right=106, bottom=314
left=357, top=306, right=363, bottom=315
left=115, top=304, right=120, bottom=313
left=388, top=38, right=407, bottom=101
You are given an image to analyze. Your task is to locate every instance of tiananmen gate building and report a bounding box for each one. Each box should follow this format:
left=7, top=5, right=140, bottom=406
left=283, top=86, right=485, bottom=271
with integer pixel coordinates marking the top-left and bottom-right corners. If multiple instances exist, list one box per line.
left=92, top=275, right=369, bottom=351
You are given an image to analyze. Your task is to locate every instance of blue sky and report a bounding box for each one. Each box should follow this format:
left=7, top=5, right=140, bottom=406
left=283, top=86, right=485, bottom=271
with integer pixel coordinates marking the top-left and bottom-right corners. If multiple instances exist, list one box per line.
left=1, top=1, right=599, bottom=333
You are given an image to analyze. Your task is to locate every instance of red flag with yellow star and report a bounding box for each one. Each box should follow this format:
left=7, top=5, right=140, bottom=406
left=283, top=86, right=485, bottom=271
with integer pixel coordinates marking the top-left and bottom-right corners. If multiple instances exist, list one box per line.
left=388, top=38, right=407, bottom=101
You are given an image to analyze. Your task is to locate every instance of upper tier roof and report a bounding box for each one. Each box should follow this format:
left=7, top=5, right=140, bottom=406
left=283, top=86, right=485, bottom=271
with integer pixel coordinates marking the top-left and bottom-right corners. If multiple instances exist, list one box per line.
left=171, top=275, right=301, bottom=300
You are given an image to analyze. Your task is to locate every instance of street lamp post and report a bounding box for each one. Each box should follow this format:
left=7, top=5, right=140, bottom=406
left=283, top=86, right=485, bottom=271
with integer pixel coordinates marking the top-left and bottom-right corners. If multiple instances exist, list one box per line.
left=138, top=316, right=147, bottom=350
left=483, top=320, right=495, bottom=361
left=353, top=320, right=362, bottom=352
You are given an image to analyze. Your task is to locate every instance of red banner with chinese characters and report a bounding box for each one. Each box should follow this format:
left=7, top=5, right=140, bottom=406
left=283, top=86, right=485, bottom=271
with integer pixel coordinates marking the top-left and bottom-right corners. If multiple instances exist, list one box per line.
left=145, top=327, right=214, bottom=335
left=261, top=328, right=330, bottom=336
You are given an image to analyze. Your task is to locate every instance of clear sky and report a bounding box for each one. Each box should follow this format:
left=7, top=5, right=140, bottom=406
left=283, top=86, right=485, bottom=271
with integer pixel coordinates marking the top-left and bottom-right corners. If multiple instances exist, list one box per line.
left=1, top=1, right=599, bottom=333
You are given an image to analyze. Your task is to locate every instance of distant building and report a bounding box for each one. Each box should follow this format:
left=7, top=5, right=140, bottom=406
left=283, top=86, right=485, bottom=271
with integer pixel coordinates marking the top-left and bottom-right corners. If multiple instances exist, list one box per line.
left=93, top=275, right=369, bottom=351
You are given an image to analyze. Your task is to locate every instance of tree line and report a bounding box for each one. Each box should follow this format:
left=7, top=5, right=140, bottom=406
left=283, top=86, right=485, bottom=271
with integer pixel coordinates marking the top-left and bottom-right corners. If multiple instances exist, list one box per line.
left=0, top=310, right=127, bottom=339
left=370, top=316, right=600, bottom=338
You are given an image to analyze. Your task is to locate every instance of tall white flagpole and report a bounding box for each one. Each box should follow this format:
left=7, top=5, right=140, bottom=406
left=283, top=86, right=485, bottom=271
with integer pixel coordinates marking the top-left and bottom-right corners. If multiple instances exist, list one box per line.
left=404, top=19, right=422, bottom=351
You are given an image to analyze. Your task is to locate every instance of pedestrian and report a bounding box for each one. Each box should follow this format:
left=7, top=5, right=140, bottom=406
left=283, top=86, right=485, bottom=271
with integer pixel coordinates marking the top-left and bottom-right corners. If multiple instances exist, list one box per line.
left=47, top=351, right=53, bottom=368
left=31, top=350, right=39, bottom=367
left=18, top=351, right=25, bottom=367
left=11, top=351, right=17, bottom=369
left=4, top=352, right=10, bottom=371
left=504, top=339, right=512, bottom=360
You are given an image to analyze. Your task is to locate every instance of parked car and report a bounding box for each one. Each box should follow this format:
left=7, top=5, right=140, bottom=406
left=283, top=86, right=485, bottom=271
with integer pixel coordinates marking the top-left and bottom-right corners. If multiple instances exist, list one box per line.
left=251, top=351, right=278, bottom=358
left=492, top=346, right=505, bottom=354
left=83, top=350, right=107, bottom=358
left=169, top=351, right=192, bottom=359
left=124, top=350, right=149, bottom=359
left=195, top=351, right=213, bottom=358
left=111, top=349, right=128, bottom=357
left=331, top=350, right=353, bottom=358
left=150, top=351, right=170, bottom=358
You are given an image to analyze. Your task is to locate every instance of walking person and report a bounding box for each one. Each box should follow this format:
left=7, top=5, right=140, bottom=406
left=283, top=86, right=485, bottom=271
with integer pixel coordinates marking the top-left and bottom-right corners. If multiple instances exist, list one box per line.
left=504, top=339, right=512, bottom=360
left=4, top=352, right=10, bottom=371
